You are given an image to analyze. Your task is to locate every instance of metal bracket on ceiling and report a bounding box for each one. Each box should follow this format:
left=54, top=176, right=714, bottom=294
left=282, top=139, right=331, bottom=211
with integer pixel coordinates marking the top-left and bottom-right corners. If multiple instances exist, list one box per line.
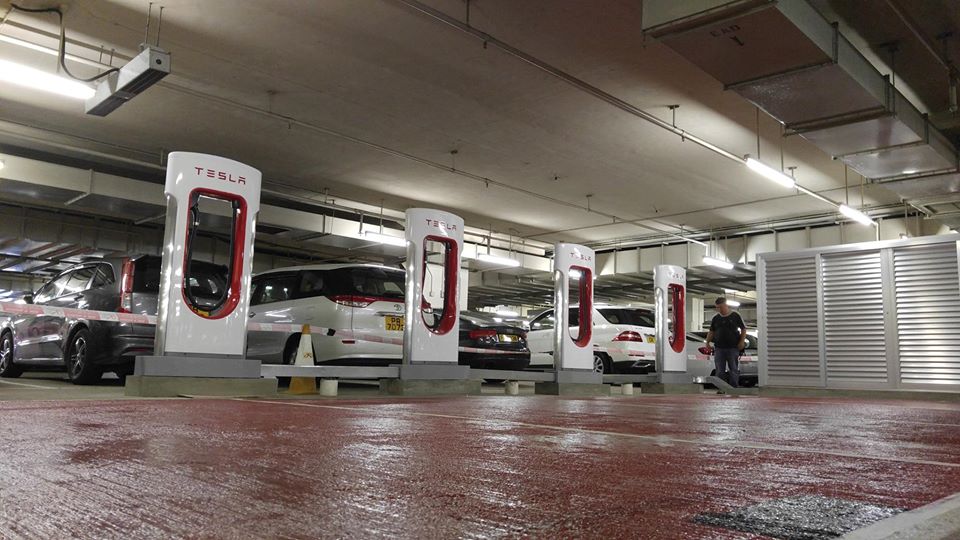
left=64, top=169, right=94, bottom=206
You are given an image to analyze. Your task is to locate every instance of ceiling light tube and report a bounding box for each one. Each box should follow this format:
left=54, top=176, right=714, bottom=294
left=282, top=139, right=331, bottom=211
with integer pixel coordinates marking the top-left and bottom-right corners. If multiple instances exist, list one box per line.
left=702, top=256, right=734, bottom=270
left=838, top=204, right=876, bottom=226
left=363, top=231, right=407, bottom=247
left=477, top=253, right=521, bottom=267
left=746, top=158, right=796, bottom=188
left=726, top=300, right=741, bottom=308
left=0, top=59, right=95, bottom=99
left=496, top=310, right=519, bottom=317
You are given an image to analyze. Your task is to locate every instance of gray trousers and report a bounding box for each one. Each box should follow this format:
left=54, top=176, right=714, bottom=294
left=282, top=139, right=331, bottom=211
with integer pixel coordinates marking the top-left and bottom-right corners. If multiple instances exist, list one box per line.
left=714, top=348, right=740, bottom=388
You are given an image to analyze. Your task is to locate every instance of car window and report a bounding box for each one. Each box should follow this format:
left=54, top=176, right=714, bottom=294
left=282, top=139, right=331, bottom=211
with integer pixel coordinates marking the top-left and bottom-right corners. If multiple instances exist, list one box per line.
left=252, top=273, right=299, bottom=305
left=34, top=272, right=73, bottom=304
left=569, top=308, right=580, bottom=327
left=91, top=264, right=115, bottom=289
left=531, top=310, right=554, bottom=330
left=298, top=270, right=326, bottom=299
left=132, top=256, right=227, bottom=297
left=324, top=267, right=405, bottom=299
left=62, top=266, right=97, bottom=295
left=599, top=308, right=655, bottom=327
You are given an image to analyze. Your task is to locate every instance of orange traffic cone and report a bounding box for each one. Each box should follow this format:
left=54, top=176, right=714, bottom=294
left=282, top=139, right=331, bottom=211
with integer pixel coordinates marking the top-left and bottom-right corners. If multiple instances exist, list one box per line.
left=289, top=324, right=317, bottom=395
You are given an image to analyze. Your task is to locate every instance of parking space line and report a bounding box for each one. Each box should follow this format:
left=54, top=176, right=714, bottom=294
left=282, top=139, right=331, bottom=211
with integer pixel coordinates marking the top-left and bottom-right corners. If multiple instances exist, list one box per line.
left=0, top=379, right=59, bottom=390
left=243, top=398, right=960, bottom=469
left=610, top=401, right=960, bottom=428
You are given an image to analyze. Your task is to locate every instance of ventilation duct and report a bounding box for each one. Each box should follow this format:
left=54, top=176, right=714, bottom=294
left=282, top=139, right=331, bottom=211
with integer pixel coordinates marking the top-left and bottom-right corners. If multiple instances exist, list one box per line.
left=642, top=0, right=958, bottom=180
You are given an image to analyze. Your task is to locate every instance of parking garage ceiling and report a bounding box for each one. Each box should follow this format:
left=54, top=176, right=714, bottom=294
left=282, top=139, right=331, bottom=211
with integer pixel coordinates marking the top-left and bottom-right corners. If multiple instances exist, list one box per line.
left=0, top=0, right=957, bottom=305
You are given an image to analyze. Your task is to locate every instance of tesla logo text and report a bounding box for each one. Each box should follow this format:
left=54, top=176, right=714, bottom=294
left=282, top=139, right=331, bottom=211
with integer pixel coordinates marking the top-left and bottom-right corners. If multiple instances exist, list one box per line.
left=195, top=167, right=246, bottom=185
left=569, top=252, right=592, bottom=262
left=425, top=219, right=457, bottom=231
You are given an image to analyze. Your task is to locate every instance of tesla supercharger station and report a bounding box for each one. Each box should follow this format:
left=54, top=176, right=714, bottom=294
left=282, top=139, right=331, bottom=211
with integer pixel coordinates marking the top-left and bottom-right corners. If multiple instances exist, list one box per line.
left=550, top=242, right=601, bottom=385
left=653, top=264, right=687, bottom=384
left=400, top=208, right=466, bottom=379
left=131, top=152, right=263, bottom=386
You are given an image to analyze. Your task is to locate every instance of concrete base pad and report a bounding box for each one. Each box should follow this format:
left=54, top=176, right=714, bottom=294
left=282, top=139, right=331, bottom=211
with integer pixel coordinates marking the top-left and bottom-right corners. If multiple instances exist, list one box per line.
left=640, top=382, right=703, bottom=394
left=841, top=492, right=960, bottom=539
left=760, top=386, right=960, bottom=402
left=398, top=363, right=471, bottom=380
left=124, top=375, right=278, bottom=397
left=379, top=378, right=481, bottom=396
left=534, top=382, right=611, bottom=396
left=135, top=355, right=261, bottom=378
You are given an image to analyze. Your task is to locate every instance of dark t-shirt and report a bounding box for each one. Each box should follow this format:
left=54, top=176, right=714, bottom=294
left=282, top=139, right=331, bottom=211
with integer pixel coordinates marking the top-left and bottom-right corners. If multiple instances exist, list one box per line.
left=710, top=312, right=746, bottom=349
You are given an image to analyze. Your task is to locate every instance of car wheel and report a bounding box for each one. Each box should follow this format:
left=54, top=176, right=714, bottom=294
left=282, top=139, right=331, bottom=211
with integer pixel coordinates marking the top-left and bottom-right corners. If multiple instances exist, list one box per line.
left=0, top=331, right=22, bottom=378
left=593, top=353, right=611, bottom=374
left=65, top=328, right=102, bottom=385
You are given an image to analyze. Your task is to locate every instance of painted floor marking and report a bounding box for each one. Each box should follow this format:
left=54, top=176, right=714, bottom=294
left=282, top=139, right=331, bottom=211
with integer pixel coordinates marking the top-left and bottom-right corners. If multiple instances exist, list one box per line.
left=610, top=401, right=960, bottom=428
left=243, top=398, right=960, bottom=469
left=0, top=379, right=59, bottom=390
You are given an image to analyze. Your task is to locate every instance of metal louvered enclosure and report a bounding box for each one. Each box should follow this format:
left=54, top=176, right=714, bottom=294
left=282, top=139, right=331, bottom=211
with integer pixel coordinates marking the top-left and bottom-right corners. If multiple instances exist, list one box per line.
left=893, top=244, right=960, bottom=387
left=821, top=251, right=886, bottom=386
left=761, top=256, right=821, bottom=386
left=759, top=235, right=960, bottom=392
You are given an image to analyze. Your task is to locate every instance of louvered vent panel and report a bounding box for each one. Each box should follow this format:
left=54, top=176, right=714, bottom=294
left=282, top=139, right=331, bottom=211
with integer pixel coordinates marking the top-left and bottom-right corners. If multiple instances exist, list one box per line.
left=822, top=251, right=887, bottom=384
left=764, top=257, right=820, bottom=385
left=894, top=243, right=960, bottom=386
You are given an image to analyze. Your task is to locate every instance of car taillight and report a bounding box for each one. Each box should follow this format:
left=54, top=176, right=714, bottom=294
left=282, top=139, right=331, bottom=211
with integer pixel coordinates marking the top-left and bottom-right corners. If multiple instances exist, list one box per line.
left=613, top=331, right=645, bottom=342
left=118, top=258, right=134, bottom=313
left=327, top=295, right=384, bottom=308
left=468, top=329, right=497, bottom=340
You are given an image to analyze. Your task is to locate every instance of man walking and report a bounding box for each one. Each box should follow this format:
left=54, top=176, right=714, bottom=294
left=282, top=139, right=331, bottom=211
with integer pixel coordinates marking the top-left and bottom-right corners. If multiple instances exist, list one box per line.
left=705, top=297, right=747, bottom=388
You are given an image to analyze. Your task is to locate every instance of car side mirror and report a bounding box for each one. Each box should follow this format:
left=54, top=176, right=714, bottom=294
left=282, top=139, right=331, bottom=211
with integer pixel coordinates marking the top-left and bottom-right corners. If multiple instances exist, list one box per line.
left=22, top=294, right=33, bottom=304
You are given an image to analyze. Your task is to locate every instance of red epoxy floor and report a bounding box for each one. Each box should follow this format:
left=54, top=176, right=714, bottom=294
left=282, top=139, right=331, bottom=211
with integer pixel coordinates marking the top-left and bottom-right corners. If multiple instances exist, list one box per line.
left=1, top=394, right=959, bottom=538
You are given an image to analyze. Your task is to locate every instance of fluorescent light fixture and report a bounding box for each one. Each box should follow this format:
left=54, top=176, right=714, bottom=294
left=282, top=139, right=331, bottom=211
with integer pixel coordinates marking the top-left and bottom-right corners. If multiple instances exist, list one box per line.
left=746, top=158, right=796, bottom=188
left=0, top=59, right=95, bottom=99
left=838, top=204, right=875, bottom=226
left=363, top=231, right=407, bottom=247
left=477, top=253, right=521, bottom=267
left=0, top=159, right=4, bottom=170
left=496, top=310, right=519, bottom=317
left=723, top=288, right=743, bottom=294
left=702, top=256, right=734, bottom=270
left=726, top=299, right=741, bottom=308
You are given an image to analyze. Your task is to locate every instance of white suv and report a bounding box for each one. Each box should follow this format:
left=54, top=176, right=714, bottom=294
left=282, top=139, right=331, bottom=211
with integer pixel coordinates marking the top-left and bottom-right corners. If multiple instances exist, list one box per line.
left=526, top=305, right=657, bottom=373
left=245, top=264, right=407, bottom=365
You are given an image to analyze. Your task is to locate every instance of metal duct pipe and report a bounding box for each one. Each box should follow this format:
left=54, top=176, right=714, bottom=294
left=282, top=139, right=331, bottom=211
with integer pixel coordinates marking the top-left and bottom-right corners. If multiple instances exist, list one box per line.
left=391, top=0, right=746, bottom=165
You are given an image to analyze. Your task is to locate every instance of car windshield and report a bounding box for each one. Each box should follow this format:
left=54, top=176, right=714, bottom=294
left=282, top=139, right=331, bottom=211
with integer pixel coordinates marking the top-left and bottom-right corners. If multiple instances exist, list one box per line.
left=599, top=308, right=655, bottom=327
left=325, top=267, right=405, bottom=299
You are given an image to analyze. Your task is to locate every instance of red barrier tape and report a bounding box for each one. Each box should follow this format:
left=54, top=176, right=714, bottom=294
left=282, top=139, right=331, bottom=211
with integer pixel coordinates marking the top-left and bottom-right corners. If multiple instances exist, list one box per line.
left=0, top=302, right=526, bottom=356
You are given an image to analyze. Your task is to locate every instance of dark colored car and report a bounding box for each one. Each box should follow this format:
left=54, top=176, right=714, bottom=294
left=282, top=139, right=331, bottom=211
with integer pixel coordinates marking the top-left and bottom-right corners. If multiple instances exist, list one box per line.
left=458, top=312, right=530, bottom=371
left=0, top=255, right=227, bottom=384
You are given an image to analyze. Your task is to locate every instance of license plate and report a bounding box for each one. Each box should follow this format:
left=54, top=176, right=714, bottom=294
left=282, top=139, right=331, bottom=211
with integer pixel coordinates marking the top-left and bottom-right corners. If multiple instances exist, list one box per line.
left=384, top=315, right=405, bottom=332
left=498, top=334, right=519, bottom=343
